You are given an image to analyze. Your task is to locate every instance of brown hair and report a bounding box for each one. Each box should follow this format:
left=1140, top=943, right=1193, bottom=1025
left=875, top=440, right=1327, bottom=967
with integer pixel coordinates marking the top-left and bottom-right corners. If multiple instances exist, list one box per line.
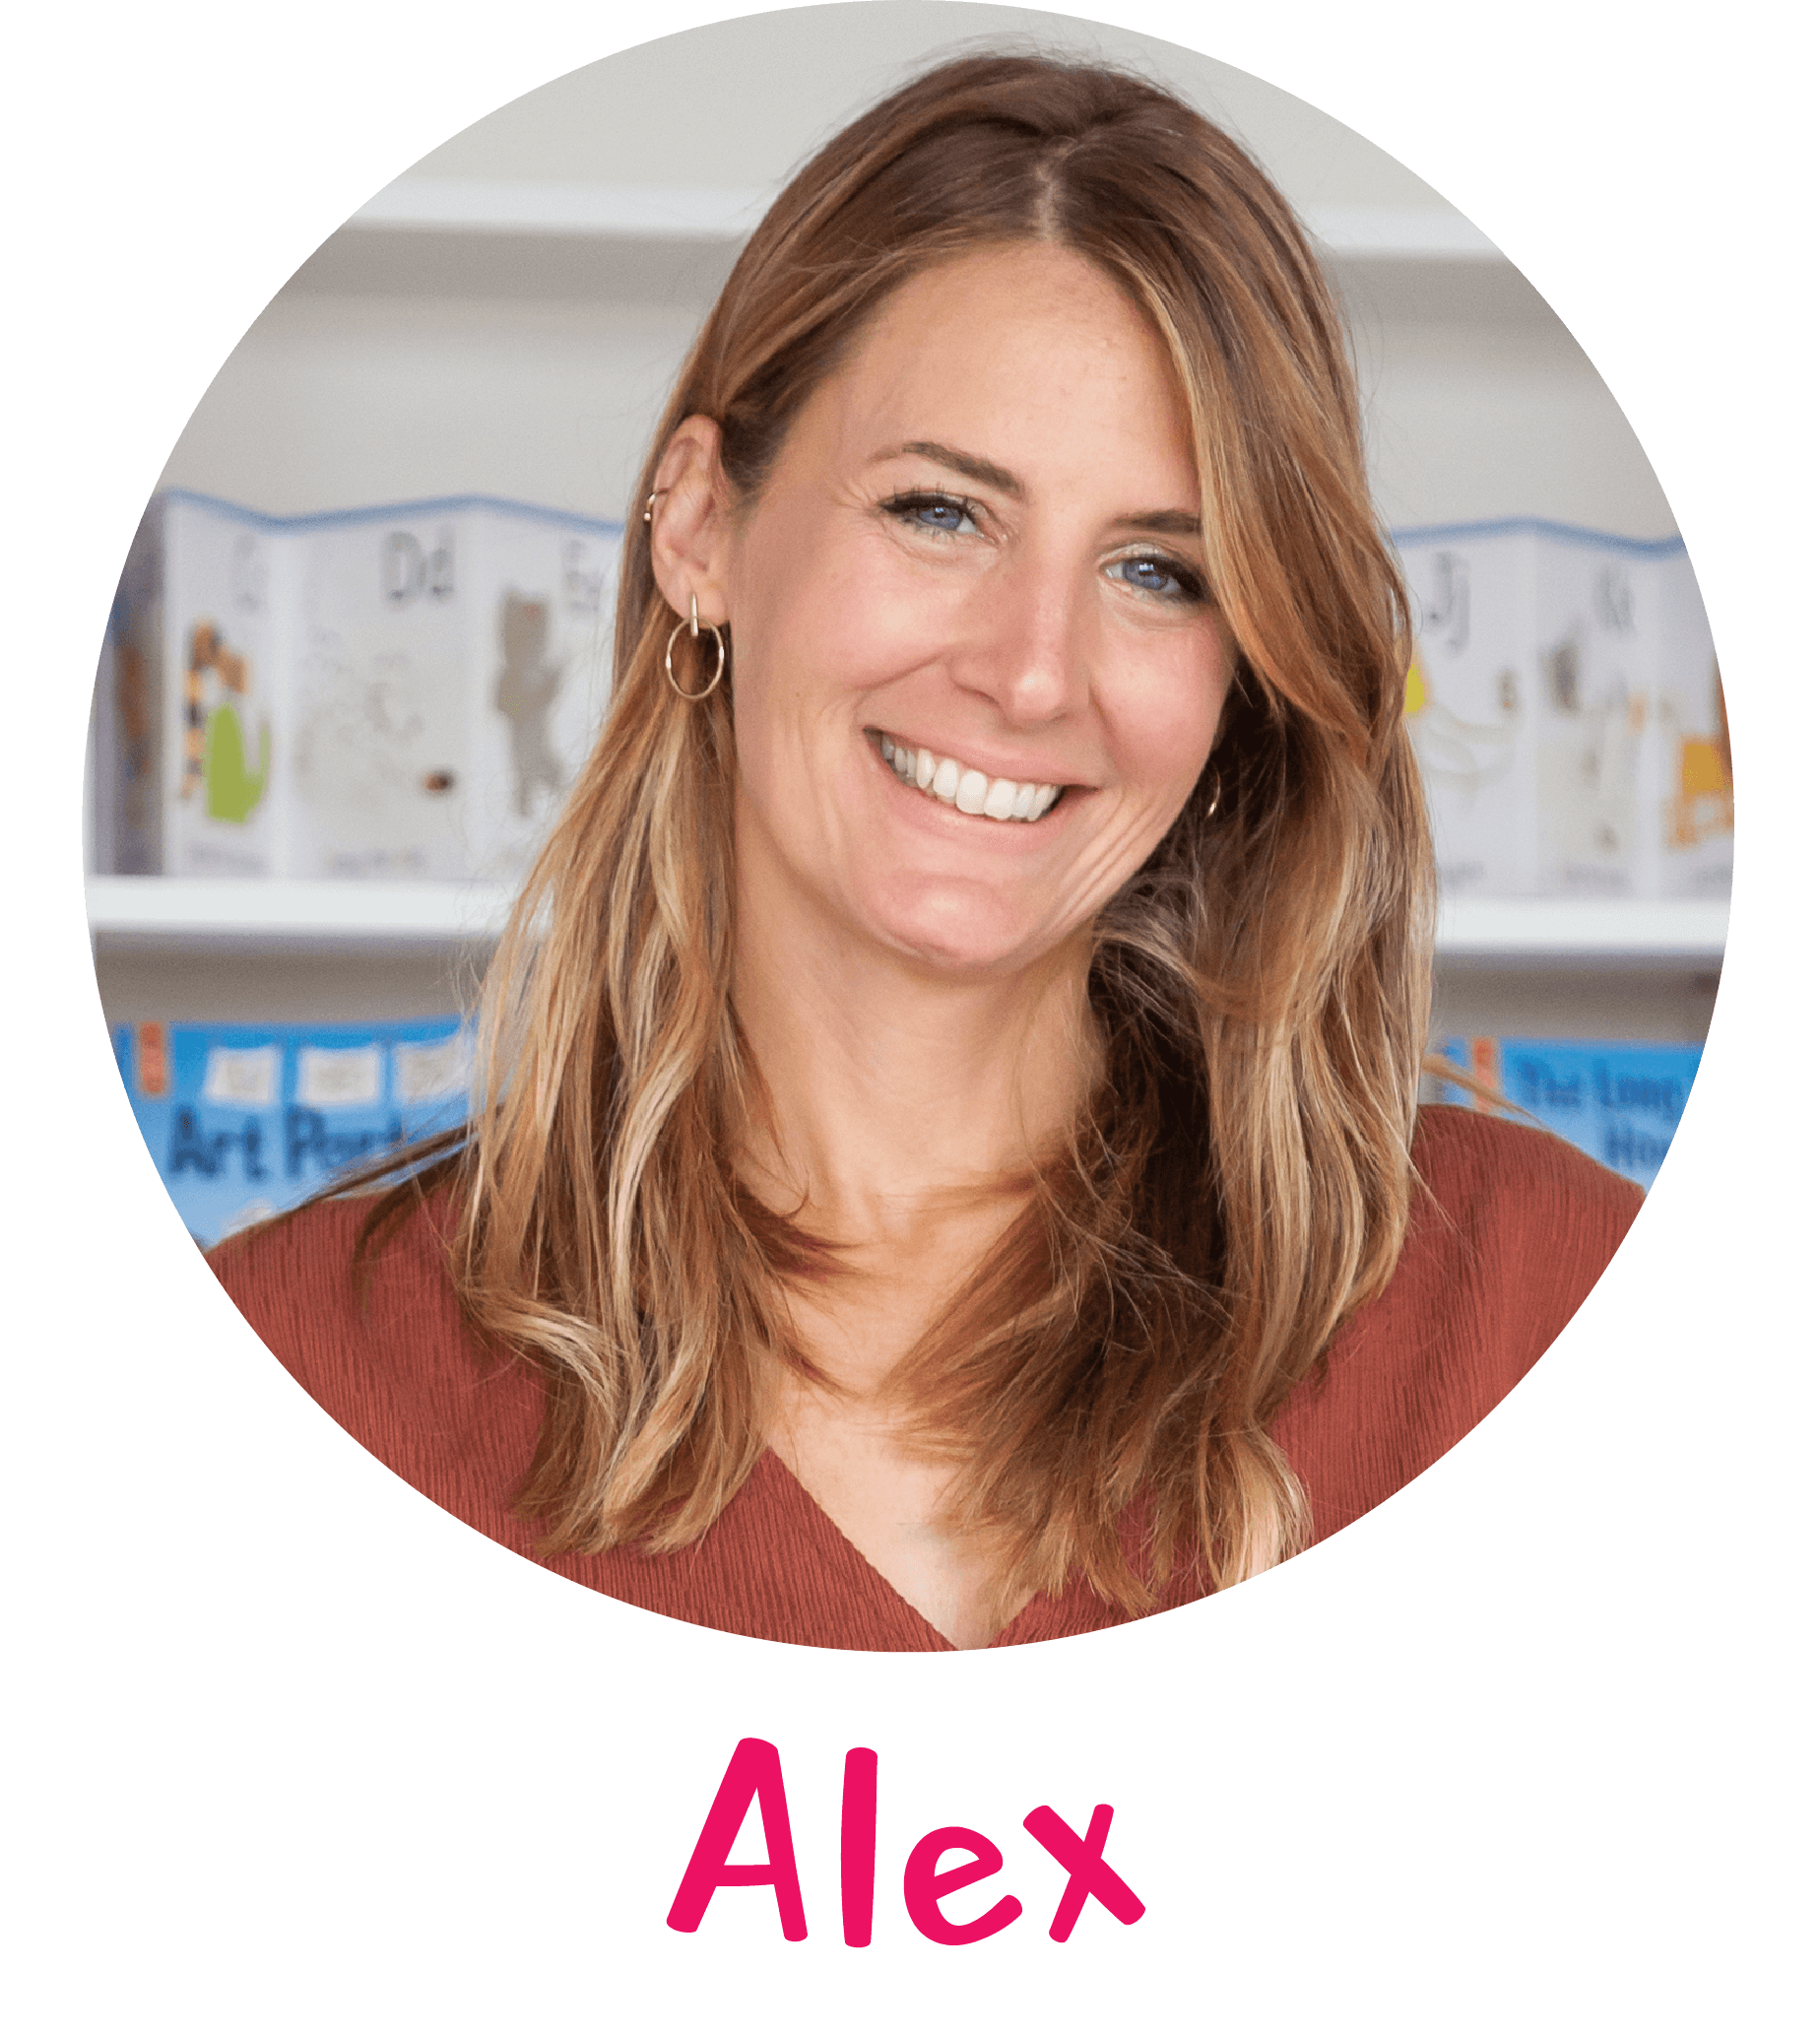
left=372, top=51, right=1433, bottom=1615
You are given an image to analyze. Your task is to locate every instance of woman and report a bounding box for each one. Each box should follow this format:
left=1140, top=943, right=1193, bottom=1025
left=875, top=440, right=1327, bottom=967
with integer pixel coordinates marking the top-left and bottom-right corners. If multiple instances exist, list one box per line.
left=212, top=52, right=1642, bottom=1652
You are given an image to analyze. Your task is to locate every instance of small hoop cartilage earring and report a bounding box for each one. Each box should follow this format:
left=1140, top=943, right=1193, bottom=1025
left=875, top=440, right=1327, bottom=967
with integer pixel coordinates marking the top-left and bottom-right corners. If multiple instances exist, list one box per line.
left=641, top=488, right=669, bottom=525
left=665, top=598, right=726, bottom=702
left=1205, top=771, right=1222, bottom=820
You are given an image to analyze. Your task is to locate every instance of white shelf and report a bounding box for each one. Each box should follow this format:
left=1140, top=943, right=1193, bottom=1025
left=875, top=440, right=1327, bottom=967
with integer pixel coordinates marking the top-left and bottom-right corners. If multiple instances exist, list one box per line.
left=351, top=178, right=772, bottom=242
left=87, top=878, right=515, bottom=952
left=1437, top=897, right=1727, bottom=965
left=88, top=879, right=1726, bottom=965
left=346, top=177, right=1506, bottom=266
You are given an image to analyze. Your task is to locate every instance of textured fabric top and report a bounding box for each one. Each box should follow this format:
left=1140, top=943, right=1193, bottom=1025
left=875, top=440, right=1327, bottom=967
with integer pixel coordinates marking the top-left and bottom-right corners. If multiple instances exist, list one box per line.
left=207, top=1105, right=1643, bottom=1652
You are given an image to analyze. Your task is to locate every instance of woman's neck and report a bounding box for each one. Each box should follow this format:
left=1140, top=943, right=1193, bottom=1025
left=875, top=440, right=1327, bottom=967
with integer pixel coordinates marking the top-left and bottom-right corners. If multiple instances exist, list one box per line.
left=732, top=899, right=1097, bottom=1256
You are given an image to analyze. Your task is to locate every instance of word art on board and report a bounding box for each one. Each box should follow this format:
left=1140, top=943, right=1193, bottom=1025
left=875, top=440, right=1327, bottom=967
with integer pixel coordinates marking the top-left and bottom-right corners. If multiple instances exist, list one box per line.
left=666, top=1738, right=1145, bottom=1944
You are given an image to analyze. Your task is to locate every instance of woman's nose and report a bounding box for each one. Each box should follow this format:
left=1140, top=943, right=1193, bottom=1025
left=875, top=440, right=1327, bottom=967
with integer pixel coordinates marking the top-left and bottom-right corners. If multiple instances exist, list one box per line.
left=952, top=550, right=1090, bottom=725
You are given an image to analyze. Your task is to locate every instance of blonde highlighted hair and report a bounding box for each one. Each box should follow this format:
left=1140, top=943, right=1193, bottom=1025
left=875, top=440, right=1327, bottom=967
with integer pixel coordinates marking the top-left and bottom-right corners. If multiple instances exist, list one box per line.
left=366, top=52, right=1434, bottom=1613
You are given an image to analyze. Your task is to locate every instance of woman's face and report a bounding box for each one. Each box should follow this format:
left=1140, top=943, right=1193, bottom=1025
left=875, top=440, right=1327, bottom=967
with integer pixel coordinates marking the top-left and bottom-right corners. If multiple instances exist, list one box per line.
left=705, top=242, right=1232, bottom=981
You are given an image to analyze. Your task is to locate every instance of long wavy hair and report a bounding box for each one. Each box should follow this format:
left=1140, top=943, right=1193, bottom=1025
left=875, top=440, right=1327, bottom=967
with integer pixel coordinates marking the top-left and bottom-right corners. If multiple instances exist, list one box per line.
left=367, top=51, right=1433, bottom=1615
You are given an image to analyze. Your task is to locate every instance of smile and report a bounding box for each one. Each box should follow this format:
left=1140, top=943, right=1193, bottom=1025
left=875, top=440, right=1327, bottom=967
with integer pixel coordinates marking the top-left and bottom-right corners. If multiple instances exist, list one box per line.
left=870, top=730, right=1065, bottom=822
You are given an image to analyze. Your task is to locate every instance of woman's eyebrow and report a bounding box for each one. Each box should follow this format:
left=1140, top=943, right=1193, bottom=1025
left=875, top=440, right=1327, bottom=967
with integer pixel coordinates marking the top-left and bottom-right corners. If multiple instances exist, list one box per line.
left=1120, top=508, right=1202, bottom=538
left=879, top=440, right=1023, bottom=495
left=879, top=442, right=1202, bottom=537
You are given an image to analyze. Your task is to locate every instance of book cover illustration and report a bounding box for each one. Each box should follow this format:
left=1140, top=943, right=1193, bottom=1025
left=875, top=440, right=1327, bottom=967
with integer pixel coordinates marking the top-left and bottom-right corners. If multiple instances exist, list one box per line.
left=1434, top=1034, right=1703, bottom=1189
left=1392, top=520, right=1729, bottom=902
left=112, top=1018, right=472, bottom=1248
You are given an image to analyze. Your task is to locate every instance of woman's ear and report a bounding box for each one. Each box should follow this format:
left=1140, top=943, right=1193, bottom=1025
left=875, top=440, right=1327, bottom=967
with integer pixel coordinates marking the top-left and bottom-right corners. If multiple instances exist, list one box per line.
left=647, top=417, right=734, bottom=628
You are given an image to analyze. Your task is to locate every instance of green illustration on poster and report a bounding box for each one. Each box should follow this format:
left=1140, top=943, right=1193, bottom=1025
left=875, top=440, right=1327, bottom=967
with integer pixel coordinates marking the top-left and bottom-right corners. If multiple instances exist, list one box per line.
left=204, top=702, right=270, bottom=822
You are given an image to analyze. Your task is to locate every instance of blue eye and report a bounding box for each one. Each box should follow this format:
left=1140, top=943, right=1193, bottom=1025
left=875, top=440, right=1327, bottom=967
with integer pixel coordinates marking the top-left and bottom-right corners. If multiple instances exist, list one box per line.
left=1120, top=558, right=1174, bottom=593
left=886, top=492, right=977, bottom=536
left=1113, top=554, right=1204, bottom=603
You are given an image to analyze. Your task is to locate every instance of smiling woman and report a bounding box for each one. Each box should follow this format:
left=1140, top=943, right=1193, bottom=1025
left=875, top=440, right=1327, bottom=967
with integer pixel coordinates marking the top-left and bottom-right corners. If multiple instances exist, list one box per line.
left=211, top=52, right=1642, bottom=1652
left=668, top=246, right=1229, bottom=992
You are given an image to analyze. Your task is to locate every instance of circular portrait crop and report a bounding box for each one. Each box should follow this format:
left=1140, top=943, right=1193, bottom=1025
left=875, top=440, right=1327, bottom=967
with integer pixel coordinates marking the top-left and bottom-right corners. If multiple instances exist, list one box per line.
left=91, top=6, right=1726, bottom=1654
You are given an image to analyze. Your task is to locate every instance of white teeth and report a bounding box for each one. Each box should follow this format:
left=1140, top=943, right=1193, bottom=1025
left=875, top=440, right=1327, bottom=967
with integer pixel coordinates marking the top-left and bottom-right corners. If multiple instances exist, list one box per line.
left=874, top=731, right=1065, bottom=823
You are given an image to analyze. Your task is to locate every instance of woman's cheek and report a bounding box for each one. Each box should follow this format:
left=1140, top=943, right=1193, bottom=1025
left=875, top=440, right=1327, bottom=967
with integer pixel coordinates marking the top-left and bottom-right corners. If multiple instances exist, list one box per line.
left=1112, top=669, right=1223, bottom=804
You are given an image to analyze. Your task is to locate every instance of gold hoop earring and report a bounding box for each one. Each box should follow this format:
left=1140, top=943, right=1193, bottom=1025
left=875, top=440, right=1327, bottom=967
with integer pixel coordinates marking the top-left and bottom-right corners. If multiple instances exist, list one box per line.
left=665, top=594, right=726, bottom=701
left=1204, top=770, right=1222, bottom=820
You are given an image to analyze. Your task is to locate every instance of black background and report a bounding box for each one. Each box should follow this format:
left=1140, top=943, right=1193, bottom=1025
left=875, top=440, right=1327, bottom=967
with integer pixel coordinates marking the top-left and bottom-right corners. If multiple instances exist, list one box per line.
left=78, top=8, right=1742, bottom=1978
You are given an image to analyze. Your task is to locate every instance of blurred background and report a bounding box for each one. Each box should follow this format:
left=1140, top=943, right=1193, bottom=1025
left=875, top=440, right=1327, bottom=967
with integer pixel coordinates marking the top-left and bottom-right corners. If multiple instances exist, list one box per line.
left=86, top=3, right=1724, bottom=1238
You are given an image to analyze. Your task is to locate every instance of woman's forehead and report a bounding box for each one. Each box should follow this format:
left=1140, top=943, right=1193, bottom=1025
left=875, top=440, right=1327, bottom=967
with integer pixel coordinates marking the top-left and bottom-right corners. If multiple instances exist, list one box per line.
left=788, top=244, right=1200, bottom=503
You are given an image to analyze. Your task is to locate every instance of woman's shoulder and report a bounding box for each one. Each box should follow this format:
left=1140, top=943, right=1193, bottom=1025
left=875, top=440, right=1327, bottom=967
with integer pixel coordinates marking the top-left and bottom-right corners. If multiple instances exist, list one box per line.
left=1271, top=1105, right=1647, bottom=1546
left=1409, top=1100, right=1647, bottom=1248
left=205, top=1180, right=512, bottom=1465
left=208, top=1186, right=455, bottom=1330
left=1396, top=1102, right=1647, bottom=1351
left=207, top=1185, right=549, bottom=1551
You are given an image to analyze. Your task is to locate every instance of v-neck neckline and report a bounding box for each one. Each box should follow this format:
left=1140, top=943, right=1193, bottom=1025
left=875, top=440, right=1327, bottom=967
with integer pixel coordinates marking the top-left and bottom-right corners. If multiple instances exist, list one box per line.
left=754, top=1446, right=1062, bottom=1652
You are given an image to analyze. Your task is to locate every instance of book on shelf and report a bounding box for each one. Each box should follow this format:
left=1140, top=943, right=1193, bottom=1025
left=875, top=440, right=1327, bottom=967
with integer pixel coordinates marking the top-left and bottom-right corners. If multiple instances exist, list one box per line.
left=112, top=1017, right=472, bottom=1248
left=1432, top=1034, right=1703, bottom=1189
left=1394, top=519, right=1730, bottom=903
left=118, top=1018, right=1703, bottom=1240
left=89, top=496, right=1732, bottom=912
left=94, top=492, right=621, bottom=885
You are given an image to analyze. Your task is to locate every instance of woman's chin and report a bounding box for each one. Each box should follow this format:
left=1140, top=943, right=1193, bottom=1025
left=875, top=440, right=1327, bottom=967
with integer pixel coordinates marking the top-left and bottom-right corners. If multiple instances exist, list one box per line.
left=860, top=888, right=1073, bottom=983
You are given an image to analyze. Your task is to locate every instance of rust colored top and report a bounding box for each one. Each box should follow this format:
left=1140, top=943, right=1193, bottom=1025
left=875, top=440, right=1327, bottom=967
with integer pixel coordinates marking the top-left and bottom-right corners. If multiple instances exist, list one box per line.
left=208, top=1105, right=1643, bottom=1652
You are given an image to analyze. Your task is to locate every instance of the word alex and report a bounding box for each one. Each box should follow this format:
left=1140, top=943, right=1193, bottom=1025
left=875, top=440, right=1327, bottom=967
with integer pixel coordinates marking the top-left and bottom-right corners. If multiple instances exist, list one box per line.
left=666, top=1739, right=1145, bottom=1945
